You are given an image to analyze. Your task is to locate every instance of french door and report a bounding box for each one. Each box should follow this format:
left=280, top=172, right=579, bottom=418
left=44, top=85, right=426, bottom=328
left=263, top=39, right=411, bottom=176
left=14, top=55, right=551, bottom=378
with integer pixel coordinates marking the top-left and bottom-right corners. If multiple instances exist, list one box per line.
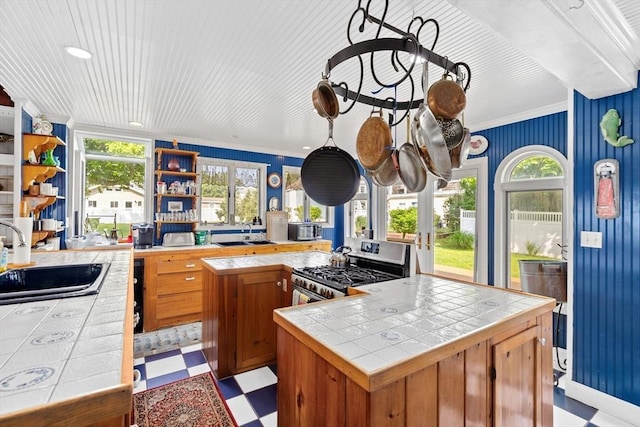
left=416, top=157, right=488, bottom=284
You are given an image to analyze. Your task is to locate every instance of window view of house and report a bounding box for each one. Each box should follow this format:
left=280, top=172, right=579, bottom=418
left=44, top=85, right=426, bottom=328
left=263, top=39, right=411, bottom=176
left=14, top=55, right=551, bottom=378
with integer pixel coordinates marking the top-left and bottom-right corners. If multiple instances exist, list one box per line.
left=198, top=159, right=265, bottom=225
left=83, top=137, right=147, bottom=238
left=386, top=182, right=418, bottom=242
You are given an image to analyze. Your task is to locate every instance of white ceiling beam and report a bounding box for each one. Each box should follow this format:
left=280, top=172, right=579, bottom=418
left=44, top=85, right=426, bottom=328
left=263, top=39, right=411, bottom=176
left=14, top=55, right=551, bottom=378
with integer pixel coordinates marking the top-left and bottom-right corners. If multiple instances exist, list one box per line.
left=446, top=0, right=638, bottom=99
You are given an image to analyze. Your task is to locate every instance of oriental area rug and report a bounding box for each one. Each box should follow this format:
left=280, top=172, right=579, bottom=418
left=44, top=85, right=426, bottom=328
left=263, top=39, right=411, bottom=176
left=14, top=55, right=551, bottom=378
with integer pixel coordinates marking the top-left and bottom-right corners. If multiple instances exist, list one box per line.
left=133, top=373, right=237, bottom=427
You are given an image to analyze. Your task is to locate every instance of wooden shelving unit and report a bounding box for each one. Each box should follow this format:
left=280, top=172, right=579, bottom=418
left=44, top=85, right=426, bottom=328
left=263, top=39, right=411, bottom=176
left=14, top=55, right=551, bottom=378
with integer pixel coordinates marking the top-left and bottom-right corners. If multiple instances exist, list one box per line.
left=154, top=147, right=200, bottom=240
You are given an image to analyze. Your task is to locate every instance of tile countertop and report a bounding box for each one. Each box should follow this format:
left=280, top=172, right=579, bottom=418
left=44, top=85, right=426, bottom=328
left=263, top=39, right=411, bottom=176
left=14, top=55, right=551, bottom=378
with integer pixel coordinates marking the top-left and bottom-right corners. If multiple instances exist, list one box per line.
left=203, top=252, right=554, bottom=383
left=202, top=250, right=333, bottom=271
left=0, top=250, right=131, bottom=418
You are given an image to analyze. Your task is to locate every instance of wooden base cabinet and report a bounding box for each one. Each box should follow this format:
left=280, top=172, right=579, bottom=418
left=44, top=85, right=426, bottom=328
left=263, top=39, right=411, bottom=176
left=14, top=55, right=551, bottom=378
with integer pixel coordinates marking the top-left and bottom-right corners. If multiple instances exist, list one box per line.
left=276, top=312, right=553, bottom=427
left=145, top=253, right=203, bottom=330
left=203, top=266, right=290, bottom=378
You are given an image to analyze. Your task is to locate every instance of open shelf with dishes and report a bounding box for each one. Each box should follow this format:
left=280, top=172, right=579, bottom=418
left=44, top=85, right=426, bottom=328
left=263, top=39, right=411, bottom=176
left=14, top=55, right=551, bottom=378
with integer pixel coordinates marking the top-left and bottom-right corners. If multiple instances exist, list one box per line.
left=154, top=147, right=200, bottom=241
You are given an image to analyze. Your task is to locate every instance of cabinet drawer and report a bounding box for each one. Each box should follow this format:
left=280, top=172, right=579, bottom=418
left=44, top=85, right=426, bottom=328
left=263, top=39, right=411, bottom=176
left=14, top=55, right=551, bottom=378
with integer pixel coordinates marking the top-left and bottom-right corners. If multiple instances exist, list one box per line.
left=157, top=257, right=202, bottom=274
left=157, top=271, right=202, bottom=295
left=157, top=292, right=202, bottom=321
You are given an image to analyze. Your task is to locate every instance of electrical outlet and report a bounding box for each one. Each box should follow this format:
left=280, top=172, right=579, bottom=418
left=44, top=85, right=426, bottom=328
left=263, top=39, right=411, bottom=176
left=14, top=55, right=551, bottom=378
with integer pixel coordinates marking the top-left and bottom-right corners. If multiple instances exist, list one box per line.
left=580, top=231, right=602, bottom=248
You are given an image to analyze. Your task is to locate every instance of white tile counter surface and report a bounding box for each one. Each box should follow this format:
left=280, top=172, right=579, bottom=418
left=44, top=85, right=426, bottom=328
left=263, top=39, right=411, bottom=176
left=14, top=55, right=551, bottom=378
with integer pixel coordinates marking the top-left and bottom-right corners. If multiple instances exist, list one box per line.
left=203, top=250, right=332, bottom=271
left=0, top=250, right=131, bottom=416
left=203, top=252, right=551, bottom=375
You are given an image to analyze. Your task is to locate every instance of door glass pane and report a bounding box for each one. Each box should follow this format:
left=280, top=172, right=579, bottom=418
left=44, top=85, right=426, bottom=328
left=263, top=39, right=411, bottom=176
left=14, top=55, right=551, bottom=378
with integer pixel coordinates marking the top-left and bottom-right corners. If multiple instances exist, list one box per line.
left=234, top=167, right=259, bottom=224
left=200, top=164, right=229, bottom=224
left=350, top=177, right=369, bottom=237
left=507, top=189, right=563, bottom=290
left=433, top=177, right=476, bottom=281
left=387, top=182, right=417, bottom=242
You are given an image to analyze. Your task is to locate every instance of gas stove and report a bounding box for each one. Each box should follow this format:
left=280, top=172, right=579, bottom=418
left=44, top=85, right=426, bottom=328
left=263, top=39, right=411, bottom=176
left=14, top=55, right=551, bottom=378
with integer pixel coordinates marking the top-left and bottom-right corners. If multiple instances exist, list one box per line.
left=291, top=238, right=415, bottom=304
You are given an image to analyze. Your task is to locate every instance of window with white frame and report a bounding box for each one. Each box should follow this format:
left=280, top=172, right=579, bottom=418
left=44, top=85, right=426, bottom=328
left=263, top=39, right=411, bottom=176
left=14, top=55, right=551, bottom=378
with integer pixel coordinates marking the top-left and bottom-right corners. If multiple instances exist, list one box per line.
left=78, top=133, right=150, bottom=237
left=348, top=176, right=369, bottom=237
left=198, top=158, right=267, bottom=225
left=282, top=166, right=330, bottom=224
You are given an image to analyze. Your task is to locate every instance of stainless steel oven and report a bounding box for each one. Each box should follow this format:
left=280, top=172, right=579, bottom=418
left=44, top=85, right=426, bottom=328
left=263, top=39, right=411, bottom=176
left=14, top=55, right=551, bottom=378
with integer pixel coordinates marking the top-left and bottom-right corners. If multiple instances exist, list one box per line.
left=291, top=238, right=415, bottom=305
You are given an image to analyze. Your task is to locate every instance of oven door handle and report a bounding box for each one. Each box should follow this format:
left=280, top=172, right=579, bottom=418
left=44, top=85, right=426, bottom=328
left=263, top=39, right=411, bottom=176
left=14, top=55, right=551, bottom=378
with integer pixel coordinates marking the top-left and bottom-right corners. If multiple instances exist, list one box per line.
left=293, top=286, right=323, bottom=304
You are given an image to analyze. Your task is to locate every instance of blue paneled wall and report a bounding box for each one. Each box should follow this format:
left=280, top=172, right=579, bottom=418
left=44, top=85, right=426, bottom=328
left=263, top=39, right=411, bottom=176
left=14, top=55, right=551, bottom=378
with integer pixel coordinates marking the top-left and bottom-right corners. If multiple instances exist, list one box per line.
left=471, top=112, right=568, bottom=283
left=155, top=139, right=338, bottom=246
left=572, top=77, right=640, bottom=405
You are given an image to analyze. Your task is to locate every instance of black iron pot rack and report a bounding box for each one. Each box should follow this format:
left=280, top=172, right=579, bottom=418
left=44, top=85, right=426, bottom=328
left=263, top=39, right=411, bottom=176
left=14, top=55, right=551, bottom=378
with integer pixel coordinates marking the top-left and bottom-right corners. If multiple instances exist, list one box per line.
left=322, top=0, right=471, bottom=127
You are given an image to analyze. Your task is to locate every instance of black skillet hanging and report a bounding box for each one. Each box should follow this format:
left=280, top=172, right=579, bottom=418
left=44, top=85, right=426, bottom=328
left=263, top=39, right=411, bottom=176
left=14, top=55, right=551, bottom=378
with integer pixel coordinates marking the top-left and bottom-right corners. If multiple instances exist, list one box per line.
left=301, top=120, right=359, bottom=206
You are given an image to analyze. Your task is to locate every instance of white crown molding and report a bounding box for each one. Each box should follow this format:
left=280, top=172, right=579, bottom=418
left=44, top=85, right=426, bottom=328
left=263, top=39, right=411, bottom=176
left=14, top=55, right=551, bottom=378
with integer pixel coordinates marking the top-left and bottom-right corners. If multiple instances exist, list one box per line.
left=468, top=101, right=568, bottom=132
left=20, top=100, right=40, bottom=119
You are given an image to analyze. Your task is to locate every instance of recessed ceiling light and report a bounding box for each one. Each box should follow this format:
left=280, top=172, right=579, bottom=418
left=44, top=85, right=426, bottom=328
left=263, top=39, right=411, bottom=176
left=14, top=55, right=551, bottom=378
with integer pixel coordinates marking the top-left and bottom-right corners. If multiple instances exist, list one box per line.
left=302, top=146, right=311, bottom=150
left=129, top=121, right=143, bottom=127
left=65, top=46, right=92, bottom=59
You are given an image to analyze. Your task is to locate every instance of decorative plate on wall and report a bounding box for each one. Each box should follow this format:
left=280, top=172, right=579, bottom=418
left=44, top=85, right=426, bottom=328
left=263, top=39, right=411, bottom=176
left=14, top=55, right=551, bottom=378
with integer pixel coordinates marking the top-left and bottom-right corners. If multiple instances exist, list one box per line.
left=268, top=172, right=281, bottom=188
left=468, top=135, right=489, bottom=155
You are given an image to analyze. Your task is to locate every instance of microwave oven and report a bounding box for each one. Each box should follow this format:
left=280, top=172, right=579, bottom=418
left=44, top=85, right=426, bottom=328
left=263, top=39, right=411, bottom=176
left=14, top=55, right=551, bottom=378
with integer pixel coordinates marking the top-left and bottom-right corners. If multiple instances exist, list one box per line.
left=288, top=223, right=322, bottom=241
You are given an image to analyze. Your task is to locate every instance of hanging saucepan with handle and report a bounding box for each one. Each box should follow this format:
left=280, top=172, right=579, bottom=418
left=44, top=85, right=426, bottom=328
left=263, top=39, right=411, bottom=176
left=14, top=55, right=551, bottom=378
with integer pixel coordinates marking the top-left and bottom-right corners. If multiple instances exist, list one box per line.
left=450, top=127, right=471, bottom=169
left=312, top=77, right=339, bottom=120
left=301, top=120, right=359, bottom=206
left=397, top=116, right=427, bottom=192
left=367, top=146, right=399, bottom=186
left=412, top=62, right=452, bottom=182
left=356, top=109, right=393, bottom=170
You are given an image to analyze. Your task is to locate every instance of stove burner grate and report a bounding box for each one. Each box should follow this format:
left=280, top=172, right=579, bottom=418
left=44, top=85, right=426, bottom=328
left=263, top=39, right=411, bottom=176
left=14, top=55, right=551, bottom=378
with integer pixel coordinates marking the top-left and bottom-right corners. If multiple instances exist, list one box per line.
left=294, top=265, right=400, bottom=288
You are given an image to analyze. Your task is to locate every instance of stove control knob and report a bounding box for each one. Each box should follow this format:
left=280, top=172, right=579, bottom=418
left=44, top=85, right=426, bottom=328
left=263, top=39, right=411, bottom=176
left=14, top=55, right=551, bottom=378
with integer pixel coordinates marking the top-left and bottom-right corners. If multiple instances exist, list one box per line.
left=327, top=292, right=334, bottom=299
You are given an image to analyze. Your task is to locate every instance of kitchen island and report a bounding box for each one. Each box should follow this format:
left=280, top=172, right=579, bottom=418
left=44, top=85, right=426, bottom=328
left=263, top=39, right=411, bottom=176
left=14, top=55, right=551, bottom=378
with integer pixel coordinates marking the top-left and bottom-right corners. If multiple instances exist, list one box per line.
left=203, top=252, right=555, bottom=427
left=135, top=239, right=331, bottom=331
left=0, top=249, right=133, bottom=427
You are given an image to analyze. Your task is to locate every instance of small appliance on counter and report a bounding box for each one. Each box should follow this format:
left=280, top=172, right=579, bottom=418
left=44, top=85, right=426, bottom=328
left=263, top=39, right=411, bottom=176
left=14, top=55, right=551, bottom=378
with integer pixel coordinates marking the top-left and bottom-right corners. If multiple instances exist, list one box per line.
left=288, top=222, right=322, bottom=241
left=266, top=211, right=288, bottom=241
left=162, top=232, right=195, bottom=247
left=132, top=223, right=154, bottom=249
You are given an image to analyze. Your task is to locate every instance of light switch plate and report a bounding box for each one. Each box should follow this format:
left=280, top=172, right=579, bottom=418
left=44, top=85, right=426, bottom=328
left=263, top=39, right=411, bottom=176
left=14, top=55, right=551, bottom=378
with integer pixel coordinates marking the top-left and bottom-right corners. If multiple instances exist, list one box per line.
left=580, top=231, right=602, bottom=248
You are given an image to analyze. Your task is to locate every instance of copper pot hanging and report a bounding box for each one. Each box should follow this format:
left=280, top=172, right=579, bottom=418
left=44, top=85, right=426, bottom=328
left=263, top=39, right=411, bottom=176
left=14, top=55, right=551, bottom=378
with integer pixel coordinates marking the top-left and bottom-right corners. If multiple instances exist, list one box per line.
left=427, top=72, right=466, bottom=120
left=356, top=109, right=393, bottom=170
left=312, top=78, right=339, bottom=120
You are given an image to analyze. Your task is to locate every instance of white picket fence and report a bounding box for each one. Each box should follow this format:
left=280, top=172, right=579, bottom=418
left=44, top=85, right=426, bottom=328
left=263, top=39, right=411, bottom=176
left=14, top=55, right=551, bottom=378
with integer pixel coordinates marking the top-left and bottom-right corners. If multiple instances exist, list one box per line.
left=461, top=209, right=563, bottom=258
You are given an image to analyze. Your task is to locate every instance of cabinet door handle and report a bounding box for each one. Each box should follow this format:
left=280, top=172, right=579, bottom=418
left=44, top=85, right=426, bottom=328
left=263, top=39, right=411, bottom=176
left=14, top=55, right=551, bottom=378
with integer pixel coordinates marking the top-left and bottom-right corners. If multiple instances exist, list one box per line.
left=277, top=281, right=282, bottom=287
left=539, top=338, right=546, bottom=346
left=185, top=276, right=196, bottom=281
left=185, top=263, right=196, bottom=268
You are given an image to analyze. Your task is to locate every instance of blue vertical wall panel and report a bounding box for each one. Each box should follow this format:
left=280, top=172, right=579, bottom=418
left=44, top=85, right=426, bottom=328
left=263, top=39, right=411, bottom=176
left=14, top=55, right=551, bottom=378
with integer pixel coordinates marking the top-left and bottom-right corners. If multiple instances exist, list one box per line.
left=573, top=75, right=640, bottom=404
left=155, top=139, right=338, bottom=246
left=473, top=112, right=568, bottom=284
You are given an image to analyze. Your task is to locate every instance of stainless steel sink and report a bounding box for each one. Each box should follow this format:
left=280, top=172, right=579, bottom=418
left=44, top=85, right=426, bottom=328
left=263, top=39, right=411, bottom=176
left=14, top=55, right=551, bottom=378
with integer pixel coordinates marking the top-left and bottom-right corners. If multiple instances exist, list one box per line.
left=215, top=240, right=274, bottom=247
left=0, top=263, right=110, bottom=305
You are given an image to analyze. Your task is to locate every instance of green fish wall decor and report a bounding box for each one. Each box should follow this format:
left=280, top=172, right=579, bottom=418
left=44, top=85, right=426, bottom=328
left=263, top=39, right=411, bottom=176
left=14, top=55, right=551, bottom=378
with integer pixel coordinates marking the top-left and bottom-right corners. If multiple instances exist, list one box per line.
left=600, top=109, right=634, bottom=148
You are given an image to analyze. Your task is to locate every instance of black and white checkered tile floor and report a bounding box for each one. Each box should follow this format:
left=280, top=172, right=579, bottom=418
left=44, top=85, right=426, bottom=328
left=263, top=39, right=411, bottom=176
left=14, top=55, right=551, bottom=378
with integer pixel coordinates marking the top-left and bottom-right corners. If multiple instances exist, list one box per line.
left=133, top=344, right=633, bottom=427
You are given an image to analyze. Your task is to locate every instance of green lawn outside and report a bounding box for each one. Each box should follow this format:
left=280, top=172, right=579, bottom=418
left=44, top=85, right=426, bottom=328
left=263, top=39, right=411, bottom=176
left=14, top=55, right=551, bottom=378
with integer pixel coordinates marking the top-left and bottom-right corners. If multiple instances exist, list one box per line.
left=434, top=243, right=558, bottom=278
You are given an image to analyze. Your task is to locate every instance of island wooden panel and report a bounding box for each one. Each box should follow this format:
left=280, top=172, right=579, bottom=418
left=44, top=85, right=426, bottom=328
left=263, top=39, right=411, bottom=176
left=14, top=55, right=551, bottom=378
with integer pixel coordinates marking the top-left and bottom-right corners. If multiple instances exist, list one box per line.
left=276, top=311, right=553, bottom=427
left=203, top=265, right=289, bottom=378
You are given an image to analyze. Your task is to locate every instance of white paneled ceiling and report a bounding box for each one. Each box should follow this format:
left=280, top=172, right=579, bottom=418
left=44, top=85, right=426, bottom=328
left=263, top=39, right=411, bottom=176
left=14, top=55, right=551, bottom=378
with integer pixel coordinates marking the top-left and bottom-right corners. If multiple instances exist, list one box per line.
left=0, top=0, right=638, bottom=157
